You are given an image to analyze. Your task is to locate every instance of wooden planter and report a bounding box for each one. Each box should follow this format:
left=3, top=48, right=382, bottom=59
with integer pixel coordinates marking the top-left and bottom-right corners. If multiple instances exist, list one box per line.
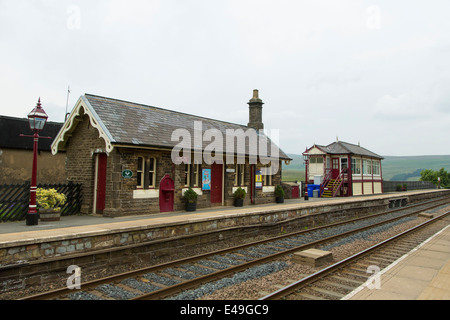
left=39, top=208, right=61, bottom=222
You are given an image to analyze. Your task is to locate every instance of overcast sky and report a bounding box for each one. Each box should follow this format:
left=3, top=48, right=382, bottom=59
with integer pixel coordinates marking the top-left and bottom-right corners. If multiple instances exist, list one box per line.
left=1, top=0, right=449, bottom=157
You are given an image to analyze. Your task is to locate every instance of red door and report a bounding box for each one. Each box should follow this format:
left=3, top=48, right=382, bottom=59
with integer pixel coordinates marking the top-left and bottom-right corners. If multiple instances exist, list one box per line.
left=292, top=185, right=300, bottom=199
left=96, top=153, right=107, bottom=213
left=331, top=158, right=340, bottom=179
left=159, top=175, right=174, bottom=213
left=211, top=163, right=223, bottom=204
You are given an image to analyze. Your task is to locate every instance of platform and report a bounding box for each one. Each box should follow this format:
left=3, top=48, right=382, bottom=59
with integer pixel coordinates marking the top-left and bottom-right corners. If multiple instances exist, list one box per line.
left=345, top=222, right=450, bottom=300
left=0, top=189, right=449, bottom=300
left=1, top=189, right=445, bottom=238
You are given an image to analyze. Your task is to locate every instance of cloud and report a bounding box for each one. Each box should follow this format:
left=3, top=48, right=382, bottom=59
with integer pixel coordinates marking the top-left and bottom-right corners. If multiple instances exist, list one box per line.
left=1, top=1, right=450, bottom=156
left=102, top=0, right=160, bottom=28
left=226, top=0, right=371, bottom=66
left=372, top=93, right=427, bottom=120
left=308, top=69, right=366, bottom=89
left=429, top=79, right=450, bottom=113
left=353, top=32, right=438, bottom=61
left=372, top=76, right=450, bottom=121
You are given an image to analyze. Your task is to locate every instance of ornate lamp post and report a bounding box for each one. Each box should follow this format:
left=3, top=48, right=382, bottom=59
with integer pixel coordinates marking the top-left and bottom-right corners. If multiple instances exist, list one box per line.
left=21, top=98, right=49, bottom=226
left=303, top=152, right=309, bottom=200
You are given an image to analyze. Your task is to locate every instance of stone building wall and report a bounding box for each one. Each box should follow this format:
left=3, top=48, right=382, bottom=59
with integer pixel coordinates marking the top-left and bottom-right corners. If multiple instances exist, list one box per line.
left=64, top=114, right=283, bottom=217
left=64, top=114, right=108, bottom=214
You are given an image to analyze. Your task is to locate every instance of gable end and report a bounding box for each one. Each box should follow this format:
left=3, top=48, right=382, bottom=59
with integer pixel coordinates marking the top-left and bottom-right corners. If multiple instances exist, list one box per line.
left=51, top=96, right=115, bottom=155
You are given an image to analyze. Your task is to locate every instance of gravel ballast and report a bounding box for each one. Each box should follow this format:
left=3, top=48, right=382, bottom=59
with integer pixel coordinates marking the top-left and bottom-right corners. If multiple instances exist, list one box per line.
left=169, top=261, right=288, bottom=300
left=3, top=203, right=448, bottom=300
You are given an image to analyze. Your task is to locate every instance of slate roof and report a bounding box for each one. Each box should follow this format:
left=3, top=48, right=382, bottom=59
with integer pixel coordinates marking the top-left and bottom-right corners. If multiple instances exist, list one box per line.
left=82, top=94, right=290, bottom=160
left=324, top=141, right=383, bottom=159
left=0, top=115, right=63, bottom=151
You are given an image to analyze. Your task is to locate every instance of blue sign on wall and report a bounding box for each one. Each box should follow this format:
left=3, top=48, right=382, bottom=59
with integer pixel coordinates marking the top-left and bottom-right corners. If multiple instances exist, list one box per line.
left=202, top=169, right=211, bottom=191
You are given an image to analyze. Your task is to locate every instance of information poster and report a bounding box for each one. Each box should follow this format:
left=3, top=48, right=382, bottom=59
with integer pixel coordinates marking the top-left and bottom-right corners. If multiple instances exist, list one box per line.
left=202, top=168, right=211, bottom=191
left=255, top=170, right=262, bottom=189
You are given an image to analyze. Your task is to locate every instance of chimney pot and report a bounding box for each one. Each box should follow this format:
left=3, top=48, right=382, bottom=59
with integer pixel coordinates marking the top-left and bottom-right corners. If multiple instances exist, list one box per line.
left=247, top=89, right=264, bottom=130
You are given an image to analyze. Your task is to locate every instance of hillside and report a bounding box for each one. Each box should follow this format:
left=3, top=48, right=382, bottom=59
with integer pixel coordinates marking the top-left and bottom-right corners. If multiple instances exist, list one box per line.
left=382, top=155, right=450, bottom=181
left=282, top=154, right=450, bottom=182
left=282, top=154, right=305, bottom=182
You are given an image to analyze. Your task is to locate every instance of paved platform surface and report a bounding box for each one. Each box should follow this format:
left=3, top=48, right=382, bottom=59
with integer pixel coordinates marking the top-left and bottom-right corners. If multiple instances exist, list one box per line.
left=0, top=190, right=430, bottom=240
left=0, top=196, right=333, bottom=244
left=345, top=222, right=450, bottom=300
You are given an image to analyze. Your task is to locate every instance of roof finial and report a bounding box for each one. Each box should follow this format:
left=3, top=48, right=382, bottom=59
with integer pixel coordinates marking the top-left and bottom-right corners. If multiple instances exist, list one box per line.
left=336, top=135, right=339, bottom=142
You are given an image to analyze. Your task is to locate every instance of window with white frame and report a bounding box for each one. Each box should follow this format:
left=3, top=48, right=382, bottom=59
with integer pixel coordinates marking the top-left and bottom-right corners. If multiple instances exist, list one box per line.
left=137, top=157, right=157, bottom=189
left=184, top=164, right=190, bottom=187
left=262, top=166, right=273, bottom=186
left=363, top=159, right=372, bottom=175
left=137, top=157, right=145, bottom=188
left=309, top=157, right=324, bottom=164
left=235, top=164, right=245, bottom=186
left=352, top=158, right=361, bottom=175
left=148, top=157, right=156, bottom=188
left=372, top=160, right=380, bottom=175
left=184, top=163, right=201, bottom=188
left=192, top=163, right=200, bottom=187
left=341, top=158, right=348, bottom=171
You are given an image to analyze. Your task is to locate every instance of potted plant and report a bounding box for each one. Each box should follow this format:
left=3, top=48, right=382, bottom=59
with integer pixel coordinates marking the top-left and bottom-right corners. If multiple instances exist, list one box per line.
left=36, top=188, right=67, bottom=221
left=183, top=187, right=198, bottom=212
left=275, top=185, right=285, bottom=203
left=396, top=184, right=402, bottom=191
left=233, top=187, right=246, bottom=207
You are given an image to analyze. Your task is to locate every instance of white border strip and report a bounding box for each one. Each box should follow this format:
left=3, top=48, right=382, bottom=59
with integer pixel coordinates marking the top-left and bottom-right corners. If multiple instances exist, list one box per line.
left=342, top=223, right=450, bottom=300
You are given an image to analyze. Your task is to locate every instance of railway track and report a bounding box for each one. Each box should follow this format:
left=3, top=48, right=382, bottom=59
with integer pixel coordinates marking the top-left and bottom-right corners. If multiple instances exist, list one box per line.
left=19, top=198, right=450, bottom=300
left=260, top=209, right=450, bottom=300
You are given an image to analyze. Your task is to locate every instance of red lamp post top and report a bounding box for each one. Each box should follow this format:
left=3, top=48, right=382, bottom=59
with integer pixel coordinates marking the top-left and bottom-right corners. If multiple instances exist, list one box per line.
left=28, top=98, right=48, bottom=131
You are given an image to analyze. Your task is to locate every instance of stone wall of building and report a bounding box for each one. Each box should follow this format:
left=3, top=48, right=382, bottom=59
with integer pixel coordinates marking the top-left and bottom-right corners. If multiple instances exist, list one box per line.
left=64, top=113, right=283, bottom=217
left=64, top=114, right=108, bottom=214
left=100, top=152, right=283, bottom=217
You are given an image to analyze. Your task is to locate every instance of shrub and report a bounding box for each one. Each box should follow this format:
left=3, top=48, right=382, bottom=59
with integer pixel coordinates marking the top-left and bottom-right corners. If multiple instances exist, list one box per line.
left=275, top=185, right=285, bottom=198
left=36, top=188, right=67, bottom=212
left=183, top=187, right=198, bottom=203
left=233, top=187, right=246, bottom=199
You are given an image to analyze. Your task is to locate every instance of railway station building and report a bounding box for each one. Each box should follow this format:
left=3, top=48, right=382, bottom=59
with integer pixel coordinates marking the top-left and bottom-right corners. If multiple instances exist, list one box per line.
left=303, top=140, right=384, bottom=197
left=51, top=90, right=291, bottom=217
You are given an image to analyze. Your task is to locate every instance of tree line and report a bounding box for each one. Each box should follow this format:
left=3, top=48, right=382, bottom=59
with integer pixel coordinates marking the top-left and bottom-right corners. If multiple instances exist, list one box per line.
left=420, top=168, right=449, bottom=188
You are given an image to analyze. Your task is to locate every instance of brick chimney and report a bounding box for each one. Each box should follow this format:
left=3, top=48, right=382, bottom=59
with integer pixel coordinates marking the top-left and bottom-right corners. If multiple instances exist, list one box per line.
left=247, top=89, right=264, bottom=130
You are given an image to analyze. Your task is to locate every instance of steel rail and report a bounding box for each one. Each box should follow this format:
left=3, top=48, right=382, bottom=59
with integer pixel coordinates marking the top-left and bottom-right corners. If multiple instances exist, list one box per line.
left=134, top=200, right=450, bottom=300
left=259, top=210, right=450, bottom=300
left=3, top=198, right=398, bottom=273
left=19, top=198, right=450, bottom=300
